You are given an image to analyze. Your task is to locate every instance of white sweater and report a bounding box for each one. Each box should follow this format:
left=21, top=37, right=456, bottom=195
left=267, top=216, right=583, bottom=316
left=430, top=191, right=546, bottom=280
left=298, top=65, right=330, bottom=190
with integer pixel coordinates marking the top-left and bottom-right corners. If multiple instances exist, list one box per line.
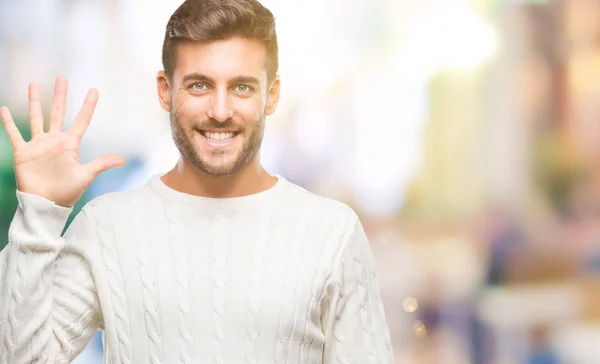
left=0, top=173, right=394, bottom=364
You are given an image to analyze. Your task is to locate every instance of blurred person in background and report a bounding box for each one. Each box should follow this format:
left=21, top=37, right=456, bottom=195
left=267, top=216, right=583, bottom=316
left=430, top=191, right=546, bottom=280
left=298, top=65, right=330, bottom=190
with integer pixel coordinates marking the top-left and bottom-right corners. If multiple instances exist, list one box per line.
left=0, top=0, right=394, bottom=363
left=527, top=326, right=560, bottom=364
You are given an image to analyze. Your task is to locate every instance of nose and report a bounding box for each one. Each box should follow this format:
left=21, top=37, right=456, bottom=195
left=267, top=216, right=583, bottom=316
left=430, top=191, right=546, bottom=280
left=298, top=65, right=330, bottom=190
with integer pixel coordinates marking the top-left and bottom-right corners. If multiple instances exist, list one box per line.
left=207, top=89, right=233, bottom=122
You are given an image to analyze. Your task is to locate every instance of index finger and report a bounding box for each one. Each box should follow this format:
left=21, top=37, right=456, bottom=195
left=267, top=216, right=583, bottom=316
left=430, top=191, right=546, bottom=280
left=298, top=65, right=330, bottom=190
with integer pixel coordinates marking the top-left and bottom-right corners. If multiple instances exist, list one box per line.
left=0, top=106, right=26, bottom=150
left=69, top=88, right=99, bottom=139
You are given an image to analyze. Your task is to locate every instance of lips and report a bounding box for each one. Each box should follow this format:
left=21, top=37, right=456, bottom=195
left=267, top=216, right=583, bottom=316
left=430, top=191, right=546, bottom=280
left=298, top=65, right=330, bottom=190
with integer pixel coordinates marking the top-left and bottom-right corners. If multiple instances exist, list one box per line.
left=198, top=129, right=240, bottom=147
left=207, top=131, right=235, bottom=142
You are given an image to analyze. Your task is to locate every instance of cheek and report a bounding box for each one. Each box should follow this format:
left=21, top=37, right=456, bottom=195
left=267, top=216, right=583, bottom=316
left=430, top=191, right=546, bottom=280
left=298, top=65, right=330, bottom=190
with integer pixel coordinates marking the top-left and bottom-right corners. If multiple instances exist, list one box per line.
left=173, top=94, right=209, bottom=120
left=231, top=97, right=264, bottom=121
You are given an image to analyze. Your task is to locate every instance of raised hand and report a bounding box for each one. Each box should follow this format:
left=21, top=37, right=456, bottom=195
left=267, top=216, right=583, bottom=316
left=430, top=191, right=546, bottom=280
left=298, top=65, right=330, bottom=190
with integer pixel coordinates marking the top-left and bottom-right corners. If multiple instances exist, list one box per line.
left=0, top=76, right=126, bottom=207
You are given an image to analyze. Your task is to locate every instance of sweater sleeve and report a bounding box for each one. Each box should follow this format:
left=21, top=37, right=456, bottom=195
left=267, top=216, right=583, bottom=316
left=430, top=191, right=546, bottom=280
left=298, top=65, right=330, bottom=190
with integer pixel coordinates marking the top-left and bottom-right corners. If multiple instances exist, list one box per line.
left=0, top=191, right=102, bottom=363
left=322, top=217, right=394, bottom=364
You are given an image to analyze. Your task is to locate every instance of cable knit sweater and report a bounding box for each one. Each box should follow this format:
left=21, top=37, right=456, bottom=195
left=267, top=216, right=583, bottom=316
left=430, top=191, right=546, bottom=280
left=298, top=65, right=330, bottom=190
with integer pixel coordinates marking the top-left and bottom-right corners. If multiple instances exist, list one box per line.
left=0, top=173, right=394, bottom=364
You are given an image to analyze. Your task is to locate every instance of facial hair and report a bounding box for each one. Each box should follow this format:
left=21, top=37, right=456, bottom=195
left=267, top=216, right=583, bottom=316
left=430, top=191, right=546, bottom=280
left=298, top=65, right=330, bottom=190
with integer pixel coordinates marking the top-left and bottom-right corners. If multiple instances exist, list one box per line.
left=169, top=100, right=265, bottom=176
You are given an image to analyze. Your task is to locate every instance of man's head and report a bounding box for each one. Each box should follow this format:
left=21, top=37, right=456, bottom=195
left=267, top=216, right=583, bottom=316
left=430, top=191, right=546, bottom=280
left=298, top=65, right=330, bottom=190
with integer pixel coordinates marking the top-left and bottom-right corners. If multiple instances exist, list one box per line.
left=157, top=0, right=280, bottom=176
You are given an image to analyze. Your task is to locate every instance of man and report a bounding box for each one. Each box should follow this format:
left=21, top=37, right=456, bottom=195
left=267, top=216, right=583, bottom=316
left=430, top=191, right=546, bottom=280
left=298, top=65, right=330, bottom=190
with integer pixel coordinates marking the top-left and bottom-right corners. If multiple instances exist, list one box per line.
left=0, top=0, right=394, bottom=363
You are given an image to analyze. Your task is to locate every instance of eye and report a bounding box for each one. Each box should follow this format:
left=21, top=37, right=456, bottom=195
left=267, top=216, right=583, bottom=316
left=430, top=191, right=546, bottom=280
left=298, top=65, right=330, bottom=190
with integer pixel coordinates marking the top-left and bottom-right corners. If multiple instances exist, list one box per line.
left=191, top=83, right=207, bottom=91
left=234, top=85, right=252, bottom=93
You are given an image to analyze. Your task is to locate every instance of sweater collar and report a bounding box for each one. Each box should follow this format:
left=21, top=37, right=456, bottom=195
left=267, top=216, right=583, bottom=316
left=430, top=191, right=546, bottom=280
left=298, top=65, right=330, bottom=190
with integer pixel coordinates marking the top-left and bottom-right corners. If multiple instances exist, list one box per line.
left=147, top=172, right=288, bottom=210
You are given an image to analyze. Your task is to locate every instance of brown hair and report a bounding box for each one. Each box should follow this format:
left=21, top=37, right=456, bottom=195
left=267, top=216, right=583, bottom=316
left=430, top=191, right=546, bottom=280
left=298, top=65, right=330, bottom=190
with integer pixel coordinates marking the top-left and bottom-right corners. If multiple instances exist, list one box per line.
left=162, top=0, right=278, bottom=82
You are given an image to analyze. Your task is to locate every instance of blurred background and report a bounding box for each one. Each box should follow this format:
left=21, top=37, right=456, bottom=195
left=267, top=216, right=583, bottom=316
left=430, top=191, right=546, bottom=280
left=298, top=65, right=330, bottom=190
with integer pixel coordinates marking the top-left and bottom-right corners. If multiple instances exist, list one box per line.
left=1, top=0, right=600, bottom=362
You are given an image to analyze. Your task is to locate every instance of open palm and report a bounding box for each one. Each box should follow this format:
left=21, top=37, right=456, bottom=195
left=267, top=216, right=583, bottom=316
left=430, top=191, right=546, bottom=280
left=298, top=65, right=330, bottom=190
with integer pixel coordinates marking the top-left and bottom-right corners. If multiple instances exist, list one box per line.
left=0, top=76, right=125, bottom=207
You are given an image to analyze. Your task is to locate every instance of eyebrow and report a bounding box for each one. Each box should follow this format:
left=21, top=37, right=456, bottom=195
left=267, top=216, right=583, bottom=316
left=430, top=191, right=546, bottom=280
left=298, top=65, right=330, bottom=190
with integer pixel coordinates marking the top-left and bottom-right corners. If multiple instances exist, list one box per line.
left=181, top=73, right=260, bottom=86
left=229, top=76, right=260, bottom=85
left=182, top=73, right=214, bottom=84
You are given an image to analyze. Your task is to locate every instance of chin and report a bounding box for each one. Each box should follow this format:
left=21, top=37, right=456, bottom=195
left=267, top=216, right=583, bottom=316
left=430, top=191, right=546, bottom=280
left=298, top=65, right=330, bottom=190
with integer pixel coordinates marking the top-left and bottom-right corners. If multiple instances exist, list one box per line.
left=194, top=157, right=243, bottom=176
left=202, top=166, right=237, bottom=176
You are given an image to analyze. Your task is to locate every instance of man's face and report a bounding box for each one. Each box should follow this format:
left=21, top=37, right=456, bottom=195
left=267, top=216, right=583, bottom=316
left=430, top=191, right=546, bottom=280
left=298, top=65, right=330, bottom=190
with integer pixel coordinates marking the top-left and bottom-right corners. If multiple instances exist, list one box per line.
left=161, top=37, right=278, bottom=176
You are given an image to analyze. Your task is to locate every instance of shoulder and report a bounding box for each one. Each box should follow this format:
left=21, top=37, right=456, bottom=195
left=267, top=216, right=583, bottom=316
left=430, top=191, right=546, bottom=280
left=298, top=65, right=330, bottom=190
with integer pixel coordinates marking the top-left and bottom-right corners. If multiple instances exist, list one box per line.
left=64, top=180, right=160, bottom=249
left=83, top=179, right=158, bottom=217
left=278, top=178, right=361, bottom=235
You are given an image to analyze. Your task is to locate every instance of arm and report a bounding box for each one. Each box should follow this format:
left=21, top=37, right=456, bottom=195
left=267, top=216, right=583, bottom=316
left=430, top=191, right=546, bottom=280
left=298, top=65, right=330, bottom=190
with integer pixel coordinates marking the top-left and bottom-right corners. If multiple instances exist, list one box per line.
left=0, top=191, right=102, bottom=363
left=0, top=76, right=124, bottom=364
left=323, top=217, right=394, bottom=364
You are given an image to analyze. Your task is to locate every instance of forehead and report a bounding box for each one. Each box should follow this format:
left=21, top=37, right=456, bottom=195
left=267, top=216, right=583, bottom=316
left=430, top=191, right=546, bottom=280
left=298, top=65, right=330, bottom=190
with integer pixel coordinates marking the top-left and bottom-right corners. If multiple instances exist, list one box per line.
left=173, top=37, right=268, bottom=81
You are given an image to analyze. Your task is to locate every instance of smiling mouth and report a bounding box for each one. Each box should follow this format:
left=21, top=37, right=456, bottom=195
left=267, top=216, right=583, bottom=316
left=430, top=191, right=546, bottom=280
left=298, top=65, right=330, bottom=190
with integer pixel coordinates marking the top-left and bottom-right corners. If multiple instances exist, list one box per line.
left=198, top=130, right=240, bottom=142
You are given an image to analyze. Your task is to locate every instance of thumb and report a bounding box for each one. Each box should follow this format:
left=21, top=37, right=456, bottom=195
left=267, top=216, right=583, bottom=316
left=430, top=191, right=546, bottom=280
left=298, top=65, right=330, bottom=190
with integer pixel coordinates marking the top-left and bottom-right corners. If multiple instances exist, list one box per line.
left=84, top=154, right=126, bottom=179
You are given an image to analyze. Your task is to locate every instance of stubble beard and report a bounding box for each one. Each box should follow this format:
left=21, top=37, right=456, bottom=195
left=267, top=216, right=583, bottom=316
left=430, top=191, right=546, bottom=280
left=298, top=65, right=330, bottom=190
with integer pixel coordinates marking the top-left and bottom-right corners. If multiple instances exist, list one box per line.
left=169, top=102, right=266, bottom=177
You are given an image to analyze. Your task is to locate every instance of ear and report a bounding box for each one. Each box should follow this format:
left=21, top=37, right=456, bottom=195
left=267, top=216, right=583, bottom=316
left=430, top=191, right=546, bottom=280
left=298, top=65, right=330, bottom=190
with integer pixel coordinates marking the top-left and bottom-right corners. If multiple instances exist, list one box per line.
left=265, top=74, right=281, bottom=116
left=156, top=70, right=171, bottom=112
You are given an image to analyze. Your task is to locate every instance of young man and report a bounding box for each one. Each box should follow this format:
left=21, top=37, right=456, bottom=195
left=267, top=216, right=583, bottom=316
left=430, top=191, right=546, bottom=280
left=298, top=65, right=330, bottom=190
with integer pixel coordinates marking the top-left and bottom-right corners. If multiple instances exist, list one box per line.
left=0, top=0, right=394, bottom=363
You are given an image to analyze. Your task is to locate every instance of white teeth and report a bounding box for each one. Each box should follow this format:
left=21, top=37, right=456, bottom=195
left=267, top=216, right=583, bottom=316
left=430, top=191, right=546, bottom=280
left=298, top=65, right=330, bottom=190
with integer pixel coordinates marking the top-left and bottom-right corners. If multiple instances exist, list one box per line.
left=205, top=132, right=234, bottom=141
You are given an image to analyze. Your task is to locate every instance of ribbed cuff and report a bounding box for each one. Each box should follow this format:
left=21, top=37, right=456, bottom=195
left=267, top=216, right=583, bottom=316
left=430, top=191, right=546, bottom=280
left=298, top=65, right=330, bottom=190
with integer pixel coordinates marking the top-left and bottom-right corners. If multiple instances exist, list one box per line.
left=15, top=190, right=74, bottom=238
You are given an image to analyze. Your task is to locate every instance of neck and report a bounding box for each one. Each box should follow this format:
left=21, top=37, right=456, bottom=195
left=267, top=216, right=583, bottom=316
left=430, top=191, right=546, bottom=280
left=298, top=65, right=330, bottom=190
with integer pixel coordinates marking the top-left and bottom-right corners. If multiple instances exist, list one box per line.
left=161, top=155, right=277, bottom=198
